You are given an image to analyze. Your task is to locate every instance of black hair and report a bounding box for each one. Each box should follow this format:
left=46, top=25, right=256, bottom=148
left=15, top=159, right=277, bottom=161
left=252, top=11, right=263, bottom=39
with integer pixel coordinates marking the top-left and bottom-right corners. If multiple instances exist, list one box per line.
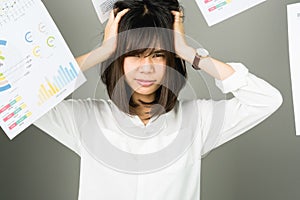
left=101, top=0, right=187, bottom=117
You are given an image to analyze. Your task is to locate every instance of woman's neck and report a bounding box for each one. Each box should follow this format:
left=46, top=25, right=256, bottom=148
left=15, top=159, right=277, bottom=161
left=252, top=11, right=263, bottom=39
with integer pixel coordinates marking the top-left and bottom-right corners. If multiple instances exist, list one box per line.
left=132, top=92, right=156, bottom=125
left=132, top=92, right=155, bottom=104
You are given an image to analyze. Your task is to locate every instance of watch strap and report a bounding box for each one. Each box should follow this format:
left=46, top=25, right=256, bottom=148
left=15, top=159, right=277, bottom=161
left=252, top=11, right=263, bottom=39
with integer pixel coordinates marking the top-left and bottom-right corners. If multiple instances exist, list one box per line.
left=192, top=53, right=201, bottom=70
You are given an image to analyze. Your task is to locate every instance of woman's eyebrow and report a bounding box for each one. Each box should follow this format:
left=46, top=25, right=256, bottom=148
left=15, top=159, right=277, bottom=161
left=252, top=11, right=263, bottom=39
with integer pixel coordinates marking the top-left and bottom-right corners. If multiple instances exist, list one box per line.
left=152, top=50, right=166, bottom=54
left=143, top=49, right=166, bottom=57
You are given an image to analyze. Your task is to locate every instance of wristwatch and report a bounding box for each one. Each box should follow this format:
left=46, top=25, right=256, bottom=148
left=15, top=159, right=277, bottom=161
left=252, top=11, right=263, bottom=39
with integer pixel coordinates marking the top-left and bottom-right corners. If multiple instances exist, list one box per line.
left=192, top=48, right=209, bottom=70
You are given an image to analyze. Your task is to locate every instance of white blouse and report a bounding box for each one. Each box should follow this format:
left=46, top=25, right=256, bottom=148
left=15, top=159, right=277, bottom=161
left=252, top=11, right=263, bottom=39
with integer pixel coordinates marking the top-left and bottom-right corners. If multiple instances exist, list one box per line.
left=34, top=63, right=282, bottom=200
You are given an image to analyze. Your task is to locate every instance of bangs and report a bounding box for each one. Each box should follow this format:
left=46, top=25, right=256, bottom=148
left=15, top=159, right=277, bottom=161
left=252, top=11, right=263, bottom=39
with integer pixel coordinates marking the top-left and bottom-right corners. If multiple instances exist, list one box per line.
left=123, top=48, right=168, bottom=58
left=114, top=0, right=176, bottom=57
left=117, top=27, right=174, bottom=56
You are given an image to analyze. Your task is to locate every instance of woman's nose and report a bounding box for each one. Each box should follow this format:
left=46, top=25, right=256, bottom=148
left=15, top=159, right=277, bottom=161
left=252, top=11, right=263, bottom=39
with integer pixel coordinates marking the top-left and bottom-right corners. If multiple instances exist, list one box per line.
left=138, top=57, right=154, bottom=73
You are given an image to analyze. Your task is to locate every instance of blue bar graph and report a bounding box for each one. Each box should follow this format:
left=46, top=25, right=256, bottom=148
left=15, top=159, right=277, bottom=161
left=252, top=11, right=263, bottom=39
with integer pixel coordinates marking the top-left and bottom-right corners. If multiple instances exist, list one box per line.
left=56, top=62, right=79, bottom=88
left=37, top=62, right=79, bottom=105
left=53, top=77, right=61, bottom=90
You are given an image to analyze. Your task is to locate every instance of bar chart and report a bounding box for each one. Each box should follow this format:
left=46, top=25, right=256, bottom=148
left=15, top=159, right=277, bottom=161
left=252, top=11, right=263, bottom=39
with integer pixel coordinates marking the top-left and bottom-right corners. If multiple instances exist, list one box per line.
left=0, top=95, right=31, bottom=131
left=0, top=0, right=86, bottom=139
left=37, top=61, right=79, bottom=105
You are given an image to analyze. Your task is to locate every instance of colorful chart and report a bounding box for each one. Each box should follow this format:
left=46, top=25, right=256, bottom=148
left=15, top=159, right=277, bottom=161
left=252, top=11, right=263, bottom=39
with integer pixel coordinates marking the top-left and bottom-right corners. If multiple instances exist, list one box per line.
left=0, top=39, right=7, bottom=61
left=0, top=39, right=12, bottom=92
left=0, top=73, right=11, bottom=92
left=0, top=0, right=86, bottom=139
left=0, top=95, right=31, bottom=130
left=37, top=62, right=79, bottom=105
left=204, top=0, right=232, bottom=12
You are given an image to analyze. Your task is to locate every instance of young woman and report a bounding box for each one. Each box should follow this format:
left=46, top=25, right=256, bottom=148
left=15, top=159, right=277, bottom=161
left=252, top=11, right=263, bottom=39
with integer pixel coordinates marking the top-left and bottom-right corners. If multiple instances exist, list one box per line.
left=34, top=0, right=283, bottom=199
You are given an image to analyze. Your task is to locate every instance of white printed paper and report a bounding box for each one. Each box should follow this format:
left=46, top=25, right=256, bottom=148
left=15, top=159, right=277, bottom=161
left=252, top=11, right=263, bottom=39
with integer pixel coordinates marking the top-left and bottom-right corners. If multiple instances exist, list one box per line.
left=91, top=0, right=117, bottom=23
left=195, top=0, right=266, bottom=26
left=0, top=0, right=86, bottom=139
left=287, top=3, right=300, bottom=136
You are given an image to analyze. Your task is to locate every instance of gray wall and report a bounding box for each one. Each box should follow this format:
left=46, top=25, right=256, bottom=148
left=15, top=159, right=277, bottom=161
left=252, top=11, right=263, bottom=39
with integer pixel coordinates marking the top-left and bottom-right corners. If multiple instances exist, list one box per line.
left=1, top=0, right=300, bottom=199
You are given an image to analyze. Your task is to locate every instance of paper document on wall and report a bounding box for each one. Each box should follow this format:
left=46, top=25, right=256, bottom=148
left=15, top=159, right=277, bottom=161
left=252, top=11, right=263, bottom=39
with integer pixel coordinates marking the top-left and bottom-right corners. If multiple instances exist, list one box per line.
left=195, top=0, right=266, bottom=26
left=0, top=0, right=86, bottom=139
left=287, top=3, right=300, bottom=136
left=91, top=0, right=117, bottom=23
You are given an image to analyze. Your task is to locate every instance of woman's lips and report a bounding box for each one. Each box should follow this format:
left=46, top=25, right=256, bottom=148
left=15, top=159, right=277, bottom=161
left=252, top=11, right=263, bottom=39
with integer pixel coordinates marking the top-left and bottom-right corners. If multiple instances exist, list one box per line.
left=135, top=79, right=156, bottom=87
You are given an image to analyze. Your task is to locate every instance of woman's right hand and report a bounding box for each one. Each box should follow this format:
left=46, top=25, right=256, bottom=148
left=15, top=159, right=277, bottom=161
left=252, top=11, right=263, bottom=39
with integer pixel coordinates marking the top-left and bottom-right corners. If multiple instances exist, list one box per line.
left=76, top=8, right=129, bottom=72
left=102, top=8, right=130, bottom=57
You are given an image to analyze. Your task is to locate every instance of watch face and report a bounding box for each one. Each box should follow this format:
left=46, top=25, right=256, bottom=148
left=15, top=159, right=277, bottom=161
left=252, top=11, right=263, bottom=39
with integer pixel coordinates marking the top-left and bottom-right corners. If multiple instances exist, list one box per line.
left=197, top=48, right=209, bottom=57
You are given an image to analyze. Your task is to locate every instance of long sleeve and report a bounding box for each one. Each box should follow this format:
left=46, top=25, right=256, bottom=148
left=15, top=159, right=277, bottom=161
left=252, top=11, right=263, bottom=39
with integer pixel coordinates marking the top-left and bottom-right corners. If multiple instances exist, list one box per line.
left=199, top=63, right=283, bottom=156
left=33, top=99, right=90, bottom=156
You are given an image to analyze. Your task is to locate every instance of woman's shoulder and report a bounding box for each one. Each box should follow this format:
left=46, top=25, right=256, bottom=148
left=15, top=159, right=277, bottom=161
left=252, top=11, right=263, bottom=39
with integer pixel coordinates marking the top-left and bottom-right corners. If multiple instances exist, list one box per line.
left=61, top=98, right=109, bottom=105
left=178, top=98, right=214, bottom=107
left=177, top=98, right=216, bottom=119
left=57, top=98, right=111, bottom=112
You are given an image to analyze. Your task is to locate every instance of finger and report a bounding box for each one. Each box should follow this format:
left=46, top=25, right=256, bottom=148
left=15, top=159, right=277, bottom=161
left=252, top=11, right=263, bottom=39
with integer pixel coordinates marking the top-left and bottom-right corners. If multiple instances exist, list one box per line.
left=171, top=10, right=179, bottom=18
left=171, top=10, right=183, bottom=23
left=114, top=8, right=130, bottom=22
left=178, top=9, right=184, bottom=17
left=107, top=10, right=115, bottom=25
left=171, top=10, right=184, bottom=17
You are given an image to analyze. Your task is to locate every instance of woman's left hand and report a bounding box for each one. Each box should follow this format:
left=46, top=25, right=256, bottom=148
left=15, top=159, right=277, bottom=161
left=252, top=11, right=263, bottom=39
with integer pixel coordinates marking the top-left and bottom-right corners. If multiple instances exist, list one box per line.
left=171, top=10, right=195, bottom=64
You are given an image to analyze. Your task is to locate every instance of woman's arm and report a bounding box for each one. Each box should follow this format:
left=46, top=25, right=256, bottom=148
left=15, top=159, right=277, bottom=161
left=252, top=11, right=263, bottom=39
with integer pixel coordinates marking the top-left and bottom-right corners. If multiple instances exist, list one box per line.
left=198, top=63, right=283, bottom=156
left=75, top=45, right=112, bottom=72
left=171, top=11, right=235, bottom=80
left=171, top=11, right=282, bottom=156
left=76, top=9, right=129, bottom=72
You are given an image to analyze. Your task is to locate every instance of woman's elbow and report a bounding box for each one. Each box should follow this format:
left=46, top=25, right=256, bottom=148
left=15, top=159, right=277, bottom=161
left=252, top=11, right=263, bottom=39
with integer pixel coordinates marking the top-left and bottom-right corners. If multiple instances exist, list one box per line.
left=269, top=89, right=283, bottom=112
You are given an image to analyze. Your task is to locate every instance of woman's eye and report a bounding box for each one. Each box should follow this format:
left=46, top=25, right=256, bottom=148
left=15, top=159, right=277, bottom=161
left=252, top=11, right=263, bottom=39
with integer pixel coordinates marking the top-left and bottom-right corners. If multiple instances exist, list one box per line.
left=126, top=54, right=140, bottom=58
left=153, top=53, right=165, bottom=58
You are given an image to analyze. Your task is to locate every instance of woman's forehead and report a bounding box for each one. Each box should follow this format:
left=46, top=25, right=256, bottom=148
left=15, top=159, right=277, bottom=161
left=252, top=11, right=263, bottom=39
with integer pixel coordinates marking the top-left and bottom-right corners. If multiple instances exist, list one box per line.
left=118, top=28, right=174, bottom=55
left=125, top=47, right=167, bottom=55
left=124, top=38, right=169, bottom=53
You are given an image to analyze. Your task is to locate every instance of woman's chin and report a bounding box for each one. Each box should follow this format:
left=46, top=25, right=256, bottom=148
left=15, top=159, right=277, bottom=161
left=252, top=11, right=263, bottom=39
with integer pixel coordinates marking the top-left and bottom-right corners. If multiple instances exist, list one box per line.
left=134, top=89, right=155, bottom=96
